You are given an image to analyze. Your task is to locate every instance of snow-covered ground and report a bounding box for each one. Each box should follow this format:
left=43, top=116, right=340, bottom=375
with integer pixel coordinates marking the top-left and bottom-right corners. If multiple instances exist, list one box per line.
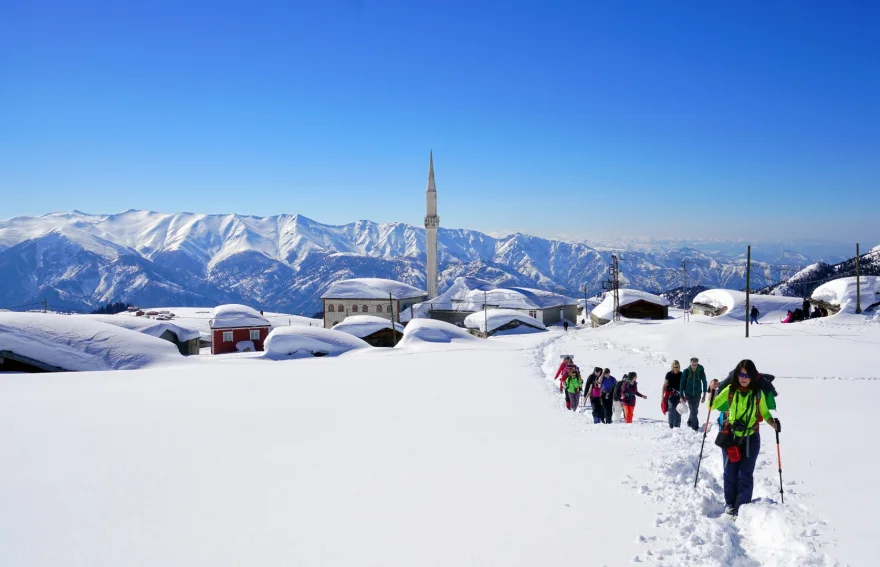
left=1, top=308, right=877, bottom=565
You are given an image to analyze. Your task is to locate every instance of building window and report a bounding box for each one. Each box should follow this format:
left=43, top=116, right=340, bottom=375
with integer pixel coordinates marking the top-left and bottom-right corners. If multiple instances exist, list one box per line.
left=362, top=305, right=368, bottom=313
left=376, top=305, right=383, bottom=313
left=529, top=311, right=537, bottom=319
left=337, top=304, right=344, bottom=312
left=223, top=331, right=233, bottom=342
left=249, top=329, right=260, bottom=340
left=328, top=304, right=335, bottom=312
left=352, top=305, right=359, bottom=313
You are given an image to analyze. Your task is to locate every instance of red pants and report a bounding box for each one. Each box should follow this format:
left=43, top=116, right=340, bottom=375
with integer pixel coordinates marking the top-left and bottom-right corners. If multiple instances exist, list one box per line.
left=623, top=405, right=634, bottom=423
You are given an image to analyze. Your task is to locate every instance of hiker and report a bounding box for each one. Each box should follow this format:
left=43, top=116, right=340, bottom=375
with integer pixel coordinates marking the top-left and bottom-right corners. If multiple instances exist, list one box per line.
left=820, top=306, right=828, bottom=317
left=749, top=305, right=759, bottom=325
left=662, top=360, right=683, bottom=428
left=585, top=368, right=607, bottom=423
left=781, top=310, right=792, bottom=323
left=563, top=321, right=569, bottom=332
left=554, top=356, right=575, bottom=409
left=612, top=372, right=627, bottom=421
left=564, top=366, right=583, bottom=411
left=600, top=369, right=617, bottom=423
left=620, top=372, right=647, bottom=423
left=811, top=306, right=821, bottom=319
left=681, top=357, right=708, bottom=431
left=802, top=298, right=810, bottom=318
left=711, top=359, right=779, bottom=517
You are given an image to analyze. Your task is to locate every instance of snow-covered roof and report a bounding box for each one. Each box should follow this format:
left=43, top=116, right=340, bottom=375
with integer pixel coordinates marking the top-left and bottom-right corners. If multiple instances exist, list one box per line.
left=332, top=315, right=404, bottom=338
left=463, top=309, right=547, bottom=334
left=320, top=278, right=427, bottom=300
left=592, top=289, right=670, bottom=321
left=396, top=319, right=480, bottom=347
left=263, top=326, right=371, bottom=359
left=82, top=314, right=201, bottom=342
left=812, top=276, right=880, bottom=314
left=692, top=289, right=803, bottom=321
left=209, top=304, right=270, bottom=329
left=411, top=277, right=575, bottom=317
left=0, top=312, right=183, bottom=371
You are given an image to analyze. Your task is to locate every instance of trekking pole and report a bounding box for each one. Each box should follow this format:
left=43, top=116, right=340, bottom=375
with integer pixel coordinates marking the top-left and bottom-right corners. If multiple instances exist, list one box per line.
left=775, top=418, right=784, bottom=504
left=693, top=389, right=716, bottom=489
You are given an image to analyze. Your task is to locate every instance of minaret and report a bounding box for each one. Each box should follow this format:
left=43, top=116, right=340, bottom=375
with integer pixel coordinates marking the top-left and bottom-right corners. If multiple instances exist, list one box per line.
left=424, top=150, right=440, bottom=299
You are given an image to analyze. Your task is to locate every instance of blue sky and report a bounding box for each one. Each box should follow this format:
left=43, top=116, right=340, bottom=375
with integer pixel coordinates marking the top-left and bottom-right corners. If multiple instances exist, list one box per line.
left=1, top=0, right=877, bottom=243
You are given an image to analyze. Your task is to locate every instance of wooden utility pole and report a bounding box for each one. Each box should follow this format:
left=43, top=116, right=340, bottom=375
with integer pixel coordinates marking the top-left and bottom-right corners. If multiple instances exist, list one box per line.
left=682, top=258, right=689, bottom=322
left=388, top=293, right=399, bottom=346
left=745, top=246, right=751, bottom=338
left=856, top=243, right=862, bottom=314
left=611, top=254, right=620, bottom=322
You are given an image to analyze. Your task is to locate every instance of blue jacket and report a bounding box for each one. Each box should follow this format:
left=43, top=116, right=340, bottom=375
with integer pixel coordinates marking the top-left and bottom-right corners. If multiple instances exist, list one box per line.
left=681, top=364, right=707, bottom=398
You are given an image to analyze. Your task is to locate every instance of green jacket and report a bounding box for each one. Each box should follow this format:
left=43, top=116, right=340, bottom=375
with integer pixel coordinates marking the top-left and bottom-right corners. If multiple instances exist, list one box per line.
left=565, top=374, right=583, bottom=394
left=711, top=386, right=774, bottom=437
left=681, top=364, right=707, bottom=398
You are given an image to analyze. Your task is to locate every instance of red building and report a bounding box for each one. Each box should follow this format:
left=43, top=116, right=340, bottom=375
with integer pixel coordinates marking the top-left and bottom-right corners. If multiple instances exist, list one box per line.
left=209, top=304, right=271, bottom=355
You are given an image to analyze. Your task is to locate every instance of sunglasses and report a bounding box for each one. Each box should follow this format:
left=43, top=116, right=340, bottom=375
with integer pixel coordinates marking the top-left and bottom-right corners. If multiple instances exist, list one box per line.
left=738, top=371, right=750, bottom=378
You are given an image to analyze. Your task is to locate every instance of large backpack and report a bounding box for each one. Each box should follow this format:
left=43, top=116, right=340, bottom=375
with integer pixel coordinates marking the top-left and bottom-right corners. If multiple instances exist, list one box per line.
left=612, top=379, right=625, bottom=402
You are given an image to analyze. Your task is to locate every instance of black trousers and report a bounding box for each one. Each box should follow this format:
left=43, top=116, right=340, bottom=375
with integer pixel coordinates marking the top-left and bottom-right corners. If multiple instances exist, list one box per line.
left=601, top=398, right=614, bottom=423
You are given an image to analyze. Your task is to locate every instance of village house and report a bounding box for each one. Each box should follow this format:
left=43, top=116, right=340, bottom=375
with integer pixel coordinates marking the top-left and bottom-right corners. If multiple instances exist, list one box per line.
left=321, top=278, right=428, bottom=329
left=591, top=289, right=670, bottom=326
left=209, top=304, right=271, bottom=355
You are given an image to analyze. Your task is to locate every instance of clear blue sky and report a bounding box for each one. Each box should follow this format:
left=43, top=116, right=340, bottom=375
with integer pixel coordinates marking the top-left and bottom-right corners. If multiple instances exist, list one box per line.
left=1, top=0, right=877, bottom=243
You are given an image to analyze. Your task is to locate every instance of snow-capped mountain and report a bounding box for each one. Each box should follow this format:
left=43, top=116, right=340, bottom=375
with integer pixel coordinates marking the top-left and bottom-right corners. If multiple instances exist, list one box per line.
left=0, top=210, right=857, bottom=314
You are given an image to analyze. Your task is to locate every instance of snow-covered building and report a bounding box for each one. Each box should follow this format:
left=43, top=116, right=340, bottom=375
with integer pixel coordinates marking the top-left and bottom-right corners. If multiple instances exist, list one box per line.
left=811, top=276, right=880, bottom=315
left=263, top=326, right=371, bottom=359
left=691, top=289, right=803, bottom=321
left=0, top=312, right=183, bottom=372
left=84, top=314, right=201, bottom=355
left=412, top=277, right=577, bottom=326
left=209, top=304, right=271, bottom=355
left=332, top=315, right=404, bottom=347
left=463, top=309, right=547, bottom=337
left=321, top=278, right=427, bottom=329
left=591, top=289, right=670, bottom=326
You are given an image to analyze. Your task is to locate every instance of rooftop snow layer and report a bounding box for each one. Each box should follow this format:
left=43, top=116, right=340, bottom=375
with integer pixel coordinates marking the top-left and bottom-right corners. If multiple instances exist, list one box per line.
left=0, top=312, right=183, bottom=371
left=396, top=319, right=480, bottom=347
left=692, top=289, right=803, bottom=321
left=320, top=278, right=426, bottom=300
left=210, top=304, right=270, bottom=329
left=464, top=309, right=547, bottom=334
left=332, top=315, right=404, bottom=338
left=412, top=277, right=575, bottom=317
left=592, top=289, right=670, bottom=321
left=812, top=276, right=880, bottom=314
left=83, top=314, right=201, bottom=342
left=263, top=326, right=371, bottom=359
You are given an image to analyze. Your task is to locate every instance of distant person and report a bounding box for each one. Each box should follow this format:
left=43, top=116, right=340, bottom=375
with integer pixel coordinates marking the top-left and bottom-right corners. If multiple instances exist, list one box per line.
left=662, top=360, right=683, bottom=429
left=781, top=310, right=792, bottom=323
left=681, top=357, right=708, bottom=431
left=811, top=306, right=821, bottom=319
left=802, top=298, right=810, bottom=318
left=749, top=305, right=759, bottom=325
left=620, top=372, right=647, bottom=423
left=711, top=359, right=779, bottom=518
left=564, top=366, right=583, bottom=412
left=600, top=369, right=617, bottom=423
left=820, top=306, right=828, bottom=317
left=612, top=373, right=627, bottom=421
left=563, top=321, right=569, bottom=332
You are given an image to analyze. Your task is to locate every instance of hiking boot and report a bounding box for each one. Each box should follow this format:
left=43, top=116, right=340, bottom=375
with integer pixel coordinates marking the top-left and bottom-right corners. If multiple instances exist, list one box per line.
left=724, top=506, right=737, bottom=518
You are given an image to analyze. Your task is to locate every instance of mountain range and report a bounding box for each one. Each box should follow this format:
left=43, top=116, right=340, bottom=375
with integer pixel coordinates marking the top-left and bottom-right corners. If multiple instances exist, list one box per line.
left=0, top=210, right=860, bottom=314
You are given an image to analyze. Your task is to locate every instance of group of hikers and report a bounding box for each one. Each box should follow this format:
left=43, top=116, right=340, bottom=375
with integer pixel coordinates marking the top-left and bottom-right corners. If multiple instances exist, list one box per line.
left=553, top=354, right=782, bottom=518
left=750, top=298, right=829, bottom=325
left=554, top=357, right=647, bottom=424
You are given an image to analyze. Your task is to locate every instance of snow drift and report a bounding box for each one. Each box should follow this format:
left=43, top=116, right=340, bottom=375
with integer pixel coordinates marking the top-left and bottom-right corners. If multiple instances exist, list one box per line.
left=263, top=326, right=371, bottom=359
left=82, top=314, right=201, bottom=342
left=464, top=309, right=547, bottom=335
left=0, top=312, right=183, bottom=371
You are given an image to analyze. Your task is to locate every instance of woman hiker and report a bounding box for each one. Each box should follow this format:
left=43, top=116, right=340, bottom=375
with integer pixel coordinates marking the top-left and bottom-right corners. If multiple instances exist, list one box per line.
left=620, top=372, right=648, bottom=423
left=564, top=366, right=583, bottom=411
left=711, top=359, right=779, bottom=517
left=662, top=360, right=683, bottom=428
left=554, top=356, right=575, bottom=409
left=585, top=367, right=605, bottom=423
left=600, top=370, right=617, bottom=424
